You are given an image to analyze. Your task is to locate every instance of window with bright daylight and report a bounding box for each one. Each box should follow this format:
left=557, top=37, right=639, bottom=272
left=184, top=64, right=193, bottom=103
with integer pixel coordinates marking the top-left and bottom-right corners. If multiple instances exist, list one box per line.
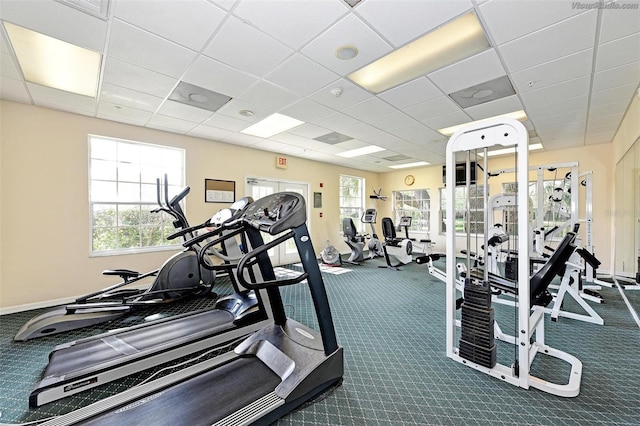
left=89, top=135, right=185, bottom=255
left=392, top=189, right=430, bottom=233
left=439, top=185, right=486, bottom=235
left=339, top=175, right=365, bottom=232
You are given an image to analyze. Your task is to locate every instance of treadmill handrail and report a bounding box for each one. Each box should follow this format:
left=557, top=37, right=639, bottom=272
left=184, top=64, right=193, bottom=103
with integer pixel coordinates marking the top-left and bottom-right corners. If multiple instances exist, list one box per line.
left=236, top=230, right=309, bottom=289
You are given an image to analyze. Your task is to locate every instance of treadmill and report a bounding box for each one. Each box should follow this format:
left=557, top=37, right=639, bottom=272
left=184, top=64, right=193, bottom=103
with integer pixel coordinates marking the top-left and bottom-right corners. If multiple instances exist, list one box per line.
left=29, top=198, right=271, bottom=407
left=40, top=191, right=344, bottom=426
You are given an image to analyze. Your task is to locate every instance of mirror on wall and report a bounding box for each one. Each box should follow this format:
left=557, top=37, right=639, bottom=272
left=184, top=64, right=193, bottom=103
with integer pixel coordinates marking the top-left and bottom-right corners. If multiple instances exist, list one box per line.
left=613, top=137, right=640, bottom=326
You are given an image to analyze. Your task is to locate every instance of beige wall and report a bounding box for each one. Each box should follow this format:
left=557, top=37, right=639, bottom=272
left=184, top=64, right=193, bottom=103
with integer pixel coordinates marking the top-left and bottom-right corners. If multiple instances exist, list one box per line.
left=0, top=101, right=379, bottom=309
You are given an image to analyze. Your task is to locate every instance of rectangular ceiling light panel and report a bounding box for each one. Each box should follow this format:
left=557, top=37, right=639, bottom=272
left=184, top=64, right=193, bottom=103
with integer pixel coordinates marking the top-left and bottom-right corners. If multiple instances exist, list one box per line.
left=240, top=113, right=305, bottom=138
left=5, top=22, right=101, bottom=97
left=348, top=12, right=490, bottom=94
left=336, top=145, right=385, bottom=158
left=388, top=161, right=429, bottom=169
left=438, top=110, right=528, bottom=136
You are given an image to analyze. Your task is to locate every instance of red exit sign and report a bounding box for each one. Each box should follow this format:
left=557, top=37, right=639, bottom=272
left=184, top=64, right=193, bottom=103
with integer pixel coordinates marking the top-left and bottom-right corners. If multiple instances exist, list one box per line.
left=276, top=155, right=288, bottom=169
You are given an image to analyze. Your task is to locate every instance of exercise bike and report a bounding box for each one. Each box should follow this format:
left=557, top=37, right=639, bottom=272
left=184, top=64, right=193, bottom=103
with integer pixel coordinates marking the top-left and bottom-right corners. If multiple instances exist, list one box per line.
left=15, top=176, right=219, bottom=341
left=379, top=216, right=413, bottom=270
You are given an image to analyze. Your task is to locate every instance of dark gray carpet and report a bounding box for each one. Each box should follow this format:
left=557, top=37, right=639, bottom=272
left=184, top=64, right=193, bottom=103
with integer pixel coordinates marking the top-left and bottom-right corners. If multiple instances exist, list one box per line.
left=1, top=257, right=639, bottom=425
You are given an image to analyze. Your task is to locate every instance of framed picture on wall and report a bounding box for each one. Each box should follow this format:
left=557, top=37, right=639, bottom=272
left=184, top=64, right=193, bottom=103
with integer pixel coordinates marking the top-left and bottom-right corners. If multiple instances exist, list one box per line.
left=205, top=179, right=235, bottom=203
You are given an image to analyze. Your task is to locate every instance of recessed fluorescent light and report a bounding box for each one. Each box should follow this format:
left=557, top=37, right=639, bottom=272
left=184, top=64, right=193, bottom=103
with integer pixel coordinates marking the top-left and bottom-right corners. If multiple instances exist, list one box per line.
left=479, top=143, right=544, bottom=157
left=336, top=145, right=385, bottom=158
left=388, top=161, right=429, bottom=169
left=4, top=22, right=101, bottom=97
left=438, top=110, right=528, bottom=136
left=348, top=12, right=490, bottom=94
left=240, top=113, right=304, bottom=138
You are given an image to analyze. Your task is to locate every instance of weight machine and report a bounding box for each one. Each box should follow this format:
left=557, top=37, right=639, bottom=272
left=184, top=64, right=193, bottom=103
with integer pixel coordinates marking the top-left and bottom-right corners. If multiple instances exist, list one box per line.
left=445, top=118, right=582, bottom=397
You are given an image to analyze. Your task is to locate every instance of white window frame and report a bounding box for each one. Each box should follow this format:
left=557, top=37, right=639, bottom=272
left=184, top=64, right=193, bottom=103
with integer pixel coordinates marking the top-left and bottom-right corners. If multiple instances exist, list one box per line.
left=392, top=189, right=430, bottom=234
left=439, top=185, right=486, bottom=235
left=339, top=175, right=365, bottom=233
left=88, top=135, right=185, bottom=256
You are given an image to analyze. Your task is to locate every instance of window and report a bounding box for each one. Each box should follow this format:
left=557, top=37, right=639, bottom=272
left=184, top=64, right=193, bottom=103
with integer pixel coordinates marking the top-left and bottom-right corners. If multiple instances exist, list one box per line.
left=392, top=189, right=430, bottom=233
left=439, top=185, right=486, bottom=235
left=339, top=175, right=365, bottom=232
left=89, top=135, right=185, bottom=255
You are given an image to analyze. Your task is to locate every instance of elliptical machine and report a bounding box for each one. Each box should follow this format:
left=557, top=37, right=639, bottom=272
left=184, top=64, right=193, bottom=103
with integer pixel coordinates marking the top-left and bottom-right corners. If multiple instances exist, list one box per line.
left=14, top=176, right=217, bottom=341
left=379, top=216, right=413, bottom=270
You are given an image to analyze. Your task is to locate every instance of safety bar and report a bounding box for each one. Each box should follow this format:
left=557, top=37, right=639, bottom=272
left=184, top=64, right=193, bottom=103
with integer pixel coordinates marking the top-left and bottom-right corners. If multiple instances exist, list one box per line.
left=236, top=230, right=309, bottom=290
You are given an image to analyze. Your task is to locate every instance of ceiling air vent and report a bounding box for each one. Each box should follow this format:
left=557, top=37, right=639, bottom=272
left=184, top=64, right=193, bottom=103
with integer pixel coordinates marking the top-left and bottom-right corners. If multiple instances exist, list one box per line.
left=343, top=0, right=363, bottom=7
left=313, top=132, right=353, bottom=145
left=169, top=82, right=232, bottom=113
left=449, top=75, right=515, bottom=109
left=56, top=0, right=110, bottom=19
left=383, top=154, right=410, bottom=162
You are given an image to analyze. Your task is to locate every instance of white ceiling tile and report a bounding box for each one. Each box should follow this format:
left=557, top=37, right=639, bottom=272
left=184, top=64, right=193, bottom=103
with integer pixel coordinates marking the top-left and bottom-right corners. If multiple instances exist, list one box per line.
left=534, top=109, right=587, bottom=130
left=203, top=113, right=252, bottom=132
left=187, top=124, right=233, bottom=141
left=599, top=4, right=640, bottom=44
left=239, top=80, right=300, bottom=111
left=0, top=33, right=9, bottom=53
left=265, top=54, right=339, bottom=97
left=592, top=61, right=640, bottom=92
left=422, top=110, right=470, bottom=130
left=203, top=15, right=293, bottom=77
left=279, top=99, right=335, bottom=123
left=390, top=122, right=445, bottom=142
left=308, top=79, right=371, bottom=109
left=108, top=20, right=197, bottom=78
left=356, top=0, right=473, bottom=47
left=156, top=100, right=213, bottom=123
left=342, top=97, right=397, bottom=122
left=405, top=96, right=461, bottom=122
left=313, top=113, right=365, bottom=136
left=588, top=112, right=625, bottom=130
left=97, top=101, right=153, bottom=125
left=498, top=10, right=597, bottom=73
left=428, top=49, right=506, bottom=94
left=510, top=48, right=593, bottom=94
left=216, top=99, right=267, bottom=124
left=479, top=0, right=586, bottom=45
left=27, top=82, right=96, bottom=114
left=0, top=52, right=21, bottom=80
left=589, top=99, right=632, bottom=118
left=596, top=32, right=640, bottom=72
left=372, top=111, right=419, bottom=131
left=102, top=57, right=177, bottom=98
left=100, top=83, right=163, bottom=112
left=464, top=95, right=524, bottom=120
left=302, top=14, right=392, bottom=76
left=0, top=0, right=107, bottom=51
left=526, top=95, right=588, bottom=120
left=147, top=114, right=198, bottom=134
left=220, top=132, right=265, bottom=147
left=590, top=83, right=638, bottom=106
left=0, top=75, right=30, bottom=103
left=114, top=0, right=225, bottom=51
left=378, top=77, right=442, bottom=108
left=182, top=56, right=258, bottom=99
left=542, top=136, right=585, bottom=150
left=584, top=127, right=617, bottom=145
left=233, top=0, right=348, bottom=50
left=519, top=75, right=591, bottom=108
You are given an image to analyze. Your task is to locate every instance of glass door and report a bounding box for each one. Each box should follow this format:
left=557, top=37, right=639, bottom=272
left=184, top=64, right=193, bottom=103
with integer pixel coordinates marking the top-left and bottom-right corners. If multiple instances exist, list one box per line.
left=246, top=178, right=309, bottom=265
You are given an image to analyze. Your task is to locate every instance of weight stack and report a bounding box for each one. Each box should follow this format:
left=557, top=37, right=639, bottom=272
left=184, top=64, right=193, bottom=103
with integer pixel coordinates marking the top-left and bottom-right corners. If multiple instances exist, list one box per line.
left=459, top=279, right=496, bottom=368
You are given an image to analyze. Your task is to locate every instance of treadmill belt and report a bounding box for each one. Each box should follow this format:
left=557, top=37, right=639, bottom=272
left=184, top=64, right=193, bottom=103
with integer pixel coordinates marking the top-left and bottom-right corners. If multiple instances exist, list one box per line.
left=44, top=310, right=235, bottom=378
left=81, top=357, right=281, bottom=426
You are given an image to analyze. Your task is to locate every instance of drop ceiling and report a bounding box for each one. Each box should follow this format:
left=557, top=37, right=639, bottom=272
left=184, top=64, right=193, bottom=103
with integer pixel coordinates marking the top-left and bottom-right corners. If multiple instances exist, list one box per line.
left=1, top=0, right=638, bottom=172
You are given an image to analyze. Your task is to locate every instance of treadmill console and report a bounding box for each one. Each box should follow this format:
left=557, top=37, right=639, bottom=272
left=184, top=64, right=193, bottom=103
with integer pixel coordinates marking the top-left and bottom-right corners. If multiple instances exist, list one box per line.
left=362, top=208, right=377, bottom=223
left=242, top=192, right=306, bottom=235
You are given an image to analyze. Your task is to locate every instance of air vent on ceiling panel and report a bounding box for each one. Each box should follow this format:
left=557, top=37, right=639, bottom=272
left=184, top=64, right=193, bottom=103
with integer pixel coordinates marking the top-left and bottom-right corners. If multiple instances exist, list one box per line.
left=343, top=0, right=363, bottom=7
left=56, top=0, right=110, bottom=18
left=383, top=154, right=410, bottom=162
left=449, top=75, right=515, bottom=109
left=313, top=132, right=354, bottom=144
